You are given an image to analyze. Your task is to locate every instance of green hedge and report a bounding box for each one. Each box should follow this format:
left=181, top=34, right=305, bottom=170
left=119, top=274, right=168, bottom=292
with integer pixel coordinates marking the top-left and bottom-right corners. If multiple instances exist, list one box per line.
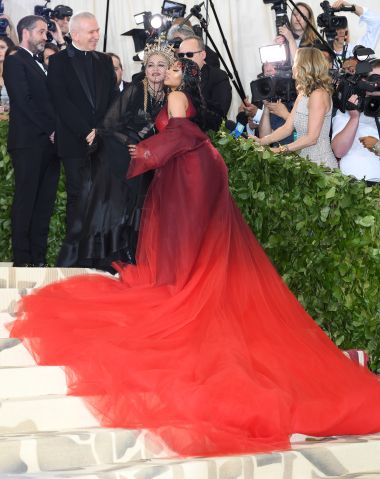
left=1, top=121, right=380, bottom=370
left=0, top=121, right=66, bottom=265
left=212, top=128, right=380, bottom=371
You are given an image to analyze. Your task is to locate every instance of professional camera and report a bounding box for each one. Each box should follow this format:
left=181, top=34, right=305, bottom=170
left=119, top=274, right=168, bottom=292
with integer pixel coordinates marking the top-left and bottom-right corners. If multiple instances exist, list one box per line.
left=34, top=1, right=57, bottom=41
left=332, top=49, right=380, bottom=117
left=317, top=0, right=355, bottom=46
left=51, top=4, right=73, bottom=21
left=0, top=0, right=9, bottom=37
left=251, top=76, right=297, bottom=103
left=262, top=0, right=290, bottom=33
left=125, top=1, right=186, bottom=61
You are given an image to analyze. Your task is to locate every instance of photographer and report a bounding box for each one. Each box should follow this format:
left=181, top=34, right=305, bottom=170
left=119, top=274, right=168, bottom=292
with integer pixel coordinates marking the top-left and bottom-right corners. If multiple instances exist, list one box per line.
left=276, top=2, right=319, bottom=61
left=167, top=22, right=220, bottom=68
left=257, top=63, right=294, bottom=144
left=178, top=36, right=232, bottom=126
left=50, top=4, right=73, bottom=49
left=331, top=60, right=380, bottom=184
left=331, top=0, right=380, bottom=61
left=0, top=14, right=19, bottom=45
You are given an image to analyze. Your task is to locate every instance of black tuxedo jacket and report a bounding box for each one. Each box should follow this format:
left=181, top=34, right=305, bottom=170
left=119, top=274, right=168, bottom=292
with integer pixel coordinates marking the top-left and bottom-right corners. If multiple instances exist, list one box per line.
left=3, top=48, right=55, bottom=151
left=47, top=44, right=117, bottom=158
left=200, top=63, right=232, bottom=117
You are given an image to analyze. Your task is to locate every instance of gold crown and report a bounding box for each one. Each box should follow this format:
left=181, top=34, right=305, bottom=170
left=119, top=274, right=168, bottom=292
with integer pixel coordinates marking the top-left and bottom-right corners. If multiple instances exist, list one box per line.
left=143, top=40, right=176, bottom=66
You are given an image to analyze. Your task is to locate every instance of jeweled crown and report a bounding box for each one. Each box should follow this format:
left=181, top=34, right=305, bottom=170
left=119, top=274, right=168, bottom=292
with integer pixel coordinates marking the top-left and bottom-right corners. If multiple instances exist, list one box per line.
left=143, top=40, right=176, bottom=66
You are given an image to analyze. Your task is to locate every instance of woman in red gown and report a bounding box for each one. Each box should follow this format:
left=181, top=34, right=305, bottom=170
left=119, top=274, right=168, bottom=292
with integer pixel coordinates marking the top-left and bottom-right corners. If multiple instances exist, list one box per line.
left=10, top=58, right=380, bottom=457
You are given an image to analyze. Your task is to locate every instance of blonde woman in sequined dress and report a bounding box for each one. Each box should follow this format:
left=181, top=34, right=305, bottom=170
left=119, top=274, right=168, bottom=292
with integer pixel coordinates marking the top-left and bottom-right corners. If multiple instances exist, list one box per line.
left=251, top=48, right=338, bottom=168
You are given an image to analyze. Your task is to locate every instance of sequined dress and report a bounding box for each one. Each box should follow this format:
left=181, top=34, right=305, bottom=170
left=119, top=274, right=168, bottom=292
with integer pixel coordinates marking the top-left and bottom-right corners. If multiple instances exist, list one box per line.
left=294, top=95, right=338, bottom=168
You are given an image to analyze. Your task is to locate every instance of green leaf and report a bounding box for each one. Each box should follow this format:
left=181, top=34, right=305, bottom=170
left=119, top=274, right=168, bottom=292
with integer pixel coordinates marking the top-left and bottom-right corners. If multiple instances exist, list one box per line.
left=355, top=216, right=375, bottom=227
left=325, top=186, right=336, bottom=199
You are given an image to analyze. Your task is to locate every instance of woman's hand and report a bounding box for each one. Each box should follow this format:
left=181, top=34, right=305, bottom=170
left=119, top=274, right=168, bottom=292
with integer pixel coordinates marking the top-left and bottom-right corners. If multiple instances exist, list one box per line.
left=267, top=100, right=290, bottom=120
left=271, top=146, right=281, bottom=154
left=248, top=134, right=262, bottom=144
left=86, top=129, right=96, bottom=146
left=239, top=98, right=258, bottom=117
left=277, top=25, right=294, bottom=43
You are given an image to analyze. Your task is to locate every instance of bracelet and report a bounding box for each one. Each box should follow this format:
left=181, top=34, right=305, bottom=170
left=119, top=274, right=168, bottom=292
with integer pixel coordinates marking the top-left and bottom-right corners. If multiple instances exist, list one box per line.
left=57, top=42, right=66, bottom=48
left=279, top=144, right=289, bottom=153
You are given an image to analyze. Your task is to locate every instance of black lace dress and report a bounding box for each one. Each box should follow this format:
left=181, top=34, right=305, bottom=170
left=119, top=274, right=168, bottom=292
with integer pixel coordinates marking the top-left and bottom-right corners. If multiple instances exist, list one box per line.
left=56, top=81, right=164, bottom=271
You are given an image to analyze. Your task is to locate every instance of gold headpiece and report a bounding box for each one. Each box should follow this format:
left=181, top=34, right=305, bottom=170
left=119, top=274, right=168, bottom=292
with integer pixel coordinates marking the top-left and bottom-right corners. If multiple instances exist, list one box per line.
left=143, top=39, right=176, bottom=66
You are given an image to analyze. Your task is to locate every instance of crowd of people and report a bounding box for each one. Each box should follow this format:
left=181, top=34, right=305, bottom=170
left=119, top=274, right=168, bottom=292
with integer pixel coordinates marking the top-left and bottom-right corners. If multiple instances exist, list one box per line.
left=3, top=1, right=380, bottom=461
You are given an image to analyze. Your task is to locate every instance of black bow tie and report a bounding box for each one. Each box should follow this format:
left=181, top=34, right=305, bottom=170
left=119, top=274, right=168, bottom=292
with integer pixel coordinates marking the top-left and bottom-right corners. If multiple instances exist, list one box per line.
left=33, top=53, right=43, bottom=64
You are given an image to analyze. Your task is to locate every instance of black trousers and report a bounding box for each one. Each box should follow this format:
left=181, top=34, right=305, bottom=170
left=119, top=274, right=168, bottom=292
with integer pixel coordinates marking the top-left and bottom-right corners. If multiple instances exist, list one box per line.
left=10, top=139, right=60, bottom=265
left=61, top=154, right=93, bottom=238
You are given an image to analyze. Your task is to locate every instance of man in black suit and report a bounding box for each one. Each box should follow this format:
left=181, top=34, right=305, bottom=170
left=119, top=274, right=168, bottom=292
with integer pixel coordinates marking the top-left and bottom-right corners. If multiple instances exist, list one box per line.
left=106, top=52, right=130, bottom=93
left=178, top=36, right=232, bottom=129
left=47, top=12, right=116, bottom=239
left=4, top=15, right=60, bottom=266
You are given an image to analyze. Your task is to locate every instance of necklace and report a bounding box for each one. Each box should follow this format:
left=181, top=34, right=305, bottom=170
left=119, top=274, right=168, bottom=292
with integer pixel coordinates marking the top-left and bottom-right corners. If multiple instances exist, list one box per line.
left=143, top=78, right=165, bottom=112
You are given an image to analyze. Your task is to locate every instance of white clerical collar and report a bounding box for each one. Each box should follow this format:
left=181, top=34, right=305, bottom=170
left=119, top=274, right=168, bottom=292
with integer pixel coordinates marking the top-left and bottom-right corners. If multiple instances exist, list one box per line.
left=72, top=42, right=90, bottom=53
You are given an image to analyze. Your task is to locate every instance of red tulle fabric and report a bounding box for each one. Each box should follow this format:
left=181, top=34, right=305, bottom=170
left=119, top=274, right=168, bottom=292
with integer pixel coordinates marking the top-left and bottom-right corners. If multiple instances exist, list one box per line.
left=10, top=105, right=380, bottom=457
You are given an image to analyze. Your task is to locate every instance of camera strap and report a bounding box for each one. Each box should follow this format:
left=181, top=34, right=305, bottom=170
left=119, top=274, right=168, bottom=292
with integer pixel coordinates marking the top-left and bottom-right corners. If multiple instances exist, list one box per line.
left=375, top=116, right=380, bottom=139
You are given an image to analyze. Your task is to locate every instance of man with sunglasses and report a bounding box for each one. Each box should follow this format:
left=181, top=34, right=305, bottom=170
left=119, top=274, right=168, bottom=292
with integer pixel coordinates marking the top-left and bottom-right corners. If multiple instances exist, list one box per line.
left=178, top=36, right=232, bottom=129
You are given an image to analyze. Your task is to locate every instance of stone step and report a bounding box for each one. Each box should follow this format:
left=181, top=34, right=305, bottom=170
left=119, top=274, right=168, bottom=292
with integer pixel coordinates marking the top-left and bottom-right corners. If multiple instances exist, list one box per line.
left=0, top=267, right=102, bottom=289
left=0, top=312, right=14, bottom=337
left=0, top=395, right=98, bottom=434
left=0, top=339, right=35, bottom=367
left=0, top=427, right=171, bottom=474
left=0, top=365, right=67, bottom=398
left=1, top=433, right=380, bottom=477
left=0, top=288, right=27, bottom=314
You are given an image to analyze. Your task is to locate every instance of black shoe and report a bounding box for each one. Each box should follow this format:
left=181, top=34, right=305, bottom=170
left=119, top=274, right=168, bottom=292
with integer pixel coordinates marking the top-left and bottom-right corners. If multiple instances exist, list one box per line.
left=31, top=262, right=48, bottom=267
left=13, top=262, right=33, bottom=267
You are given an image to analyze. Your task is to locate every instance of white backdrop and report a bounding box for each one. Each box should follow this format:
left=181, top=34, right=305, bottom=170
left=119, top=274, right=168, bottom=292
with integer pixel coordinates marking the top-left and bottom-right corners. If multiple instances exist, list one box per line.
left=4, top=0, right=380, bottom=117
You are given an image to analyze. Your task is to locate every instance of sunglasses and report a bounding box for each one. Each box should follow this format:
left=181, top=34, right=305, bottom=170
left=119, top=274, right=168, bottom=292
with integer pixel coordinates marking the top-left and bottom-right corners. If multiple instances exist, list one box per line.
left=177, top=50, right=202, bottom=59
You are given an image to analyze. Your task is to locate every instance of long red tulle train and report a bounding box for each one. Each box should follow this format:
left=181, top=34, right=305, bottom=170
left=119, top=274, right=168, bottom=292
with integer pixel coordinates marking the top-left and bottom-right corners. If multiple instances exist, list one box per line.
left=10, top=109, right=380, bottom=457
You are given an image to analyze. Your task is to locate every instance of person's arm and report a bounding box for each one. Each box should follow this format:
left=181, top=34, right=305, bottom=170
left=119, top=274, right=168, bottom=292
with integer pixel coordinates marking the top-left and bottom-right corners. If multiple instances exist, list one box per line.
left=331, top=0, right=363, bottom=16
left=277, top=25, right=298, bottom=62
left=251, top=95, right=300, bottom=145
left=3, top=55, right=54, bottom=135
left=333, top=0, right=380, bottom=52
left=50, top=20, right=66, bottom=49
left=331, top=96, right=360, bottom=158
left=47, top=54, right=92, bottom=138
left=258, top=102, right=272, bottom=138
left=274, top=90, right=331, bottom=153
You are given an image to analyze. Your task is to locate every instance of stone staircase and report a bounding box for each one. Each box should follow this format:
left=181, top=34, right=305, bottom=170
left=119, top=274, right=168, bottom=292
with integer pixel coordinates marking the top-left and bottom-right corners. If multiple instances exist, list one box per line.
left=0, top=264, right=380, bottom=478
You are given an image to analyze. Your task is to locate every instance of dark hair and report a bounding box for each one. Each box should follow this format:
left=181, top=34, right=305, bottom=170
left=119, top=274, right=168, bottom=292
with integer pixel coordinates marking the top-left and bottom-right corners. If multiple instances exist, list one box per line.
left=5, top=45, right=20, bottom=58
left=106, top=52, right=123, bottom=70
left=0, top=36, right=15, bottom=50
left=17, top=15, right=47, bottom=42
left=44, top=42, right=59, bottom=54
left=176, top=58, right=207, bottom=129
